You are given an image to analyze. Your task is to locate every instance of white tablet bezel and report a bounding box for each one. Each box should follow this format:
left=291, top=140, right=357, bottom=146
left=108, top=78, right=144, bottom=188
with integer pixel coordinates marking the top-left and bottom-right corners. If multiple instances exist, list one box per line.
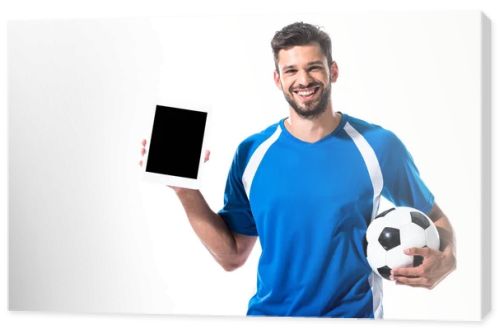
left=143, top=102, right=211, bottom=190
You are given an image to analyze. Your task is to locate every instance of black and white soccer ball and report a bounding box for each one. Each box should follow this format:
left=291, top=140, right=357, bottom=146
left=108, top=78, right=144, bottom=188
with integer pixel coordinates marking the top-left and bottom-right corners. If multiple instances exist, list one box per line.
left=365, top=206, right=440, bottom=280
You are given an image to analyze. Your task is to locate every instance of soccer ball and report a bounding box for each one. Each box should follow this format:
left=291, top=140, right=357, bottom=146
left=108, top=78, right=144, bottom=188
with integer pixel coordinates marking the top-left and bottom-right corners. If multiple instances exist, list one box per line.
left=365, top=206, right=440, bottom=280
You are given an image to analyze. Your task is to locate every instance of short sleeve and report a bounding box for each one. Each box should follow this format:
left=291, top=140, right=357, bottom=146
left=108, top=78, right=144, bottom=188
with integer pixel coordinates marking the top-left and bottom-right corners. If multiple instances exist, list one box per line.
left=381, top=134, right=435, bottom=215
left=218, top=147, right=258, bottom=236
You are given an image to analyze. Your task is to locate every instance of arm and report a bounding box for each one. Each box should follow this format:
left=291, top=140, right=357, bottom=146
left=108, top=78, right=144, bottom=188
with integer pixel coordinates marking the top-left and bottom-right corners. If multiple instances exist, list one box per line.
left=174, top=188, right=257, bottom=271
left=139, top=140, right=256, bottom=271
left=391, top=203, right=456, bottom=288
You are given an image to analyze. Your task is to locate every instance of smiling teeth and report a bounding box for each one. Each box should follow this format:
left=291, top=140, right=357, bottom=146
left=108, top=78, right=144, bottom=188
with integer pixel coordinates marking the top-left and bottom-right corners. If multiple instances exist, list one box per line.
left=296, top=89, right=315, bottom=96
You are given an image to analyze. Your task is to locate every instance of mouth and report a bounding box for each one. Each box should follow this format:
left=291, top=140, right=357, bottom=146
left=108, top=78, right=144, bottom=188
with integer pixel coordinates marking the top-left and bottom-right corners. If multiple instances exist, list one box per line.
left=292, top=85, right=321, bottom=102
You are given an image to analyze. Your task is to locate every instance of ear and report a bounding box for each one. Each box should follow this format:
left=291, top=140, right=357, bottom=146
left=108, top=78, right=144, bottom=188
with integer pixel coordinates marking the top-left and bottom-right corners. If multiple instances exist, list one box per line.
left=273, top=70, right=283, bottom=90
left=330, top=61, right=339, bottom=83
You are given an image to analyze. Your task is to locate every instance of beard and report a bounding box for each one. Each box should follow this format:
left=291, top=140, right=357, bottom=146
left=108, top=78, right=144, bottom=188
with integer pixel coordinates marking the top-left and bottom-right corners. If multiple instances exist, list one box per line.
left=283, top=82, right=332, bottom=120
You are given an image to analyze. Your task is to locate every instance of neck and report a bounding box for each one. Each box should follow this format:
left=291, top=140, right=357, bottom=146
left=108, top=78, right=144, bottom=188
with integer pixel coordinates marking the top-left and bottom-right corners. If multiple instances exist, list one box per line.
left=285, top=104, right=341, bottom=143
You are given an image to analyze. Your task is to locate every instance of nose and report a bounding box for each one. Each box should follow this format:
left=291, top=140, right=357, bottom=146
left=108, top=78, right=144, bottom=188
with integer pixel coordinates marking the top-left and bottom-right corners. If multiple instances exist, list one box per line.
left=296, top=69, right=314, bottom=86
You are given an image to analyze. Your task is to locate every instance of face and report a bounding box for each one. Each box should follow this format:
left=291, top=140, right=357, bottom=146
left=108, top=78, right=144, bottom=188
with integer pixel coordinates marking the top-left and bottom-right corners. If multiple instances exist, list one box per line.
left=274, top=43, right=338, bottom=119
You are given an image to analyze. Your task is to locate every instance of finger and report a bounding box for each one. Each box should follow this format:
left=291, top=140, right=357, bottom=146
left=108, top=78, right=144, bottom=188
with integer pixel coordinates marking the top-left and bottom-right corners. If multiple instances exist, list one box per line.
left=139, top=160, right=143, bottom=167
left=395, top=280, right=427, bottom=288
left=394, top=276, right=430, bottom=288
left=142, top=139, right=147, bottom=147
left=404, top=247, right=432, bottom=257
left=391, top=266, right=422, bottom=277
left=204, top=150, right=211, bottom=163
left=141, top=147, right=146, bottom=156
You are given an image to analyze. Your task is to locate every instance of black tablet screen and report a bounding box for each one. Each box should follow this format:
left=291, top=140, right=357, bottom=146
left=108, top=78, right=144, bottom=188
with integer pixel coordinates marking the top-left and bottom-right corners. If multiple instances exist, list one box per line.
left=146, top=105, right=207, bottom=179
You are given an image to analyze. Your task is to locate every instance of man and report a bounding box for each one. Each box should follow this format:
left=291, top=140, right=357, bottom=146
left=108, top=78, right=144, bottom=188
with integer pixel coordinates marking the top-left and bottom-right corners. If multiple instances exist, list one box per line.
left=140, top=22, right=456, bottom=318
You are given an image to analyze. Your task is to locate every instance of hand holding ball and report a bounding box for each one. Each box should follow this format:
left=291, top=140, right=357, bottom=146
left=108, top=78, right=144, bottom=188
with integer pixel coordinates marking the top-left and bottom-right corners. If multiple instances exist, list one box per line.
left=366, top=207, right=440, bottom=280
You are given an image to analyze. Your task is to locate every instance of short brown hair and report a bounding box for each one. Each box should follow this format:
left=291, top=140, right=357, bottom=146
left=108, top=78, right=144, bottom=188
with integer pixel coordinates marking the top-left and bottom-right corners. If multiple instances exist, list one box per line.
left=271, top=22, right=333, bottom=72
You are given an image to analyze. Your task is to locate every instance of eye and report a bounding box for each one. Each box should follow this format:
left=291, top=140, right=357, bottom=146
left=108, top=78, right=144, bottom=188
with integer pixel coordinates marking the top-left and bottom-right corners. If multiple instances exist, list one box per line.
left=284, top=69, right=297, bottom=74
left=309, top=65, right=323, bottom=71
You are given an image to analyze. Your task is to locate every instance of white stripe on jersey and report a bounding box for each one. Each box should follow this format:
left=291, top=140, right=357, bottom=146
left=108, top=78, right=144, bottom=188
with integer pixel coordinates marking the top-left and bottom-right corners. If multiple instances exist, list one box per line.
left=344, top=121, right=384, bottom=319
left=369, top=272, right=384, bottom=319
left=242, top=125, right=282, bottom=198
left=343, top=121, right=384, bottom=219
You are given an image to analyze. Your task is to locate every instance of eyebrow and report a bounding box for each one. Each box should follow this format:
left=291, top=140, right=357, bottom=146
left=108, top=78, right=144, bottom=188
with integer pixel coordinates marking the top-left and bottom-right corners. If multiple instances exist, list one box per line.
left=307, top=61, right=325, bottom=67
left=281, top=61, right=325, bottom=72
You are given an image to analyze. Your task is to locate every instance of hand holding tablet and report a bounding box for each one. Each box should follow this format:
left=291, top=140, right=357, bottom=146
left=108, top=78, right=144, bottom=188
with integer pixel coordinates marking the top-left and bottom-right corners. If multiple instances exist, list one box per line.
left=141, top=104, right=210, bottom=189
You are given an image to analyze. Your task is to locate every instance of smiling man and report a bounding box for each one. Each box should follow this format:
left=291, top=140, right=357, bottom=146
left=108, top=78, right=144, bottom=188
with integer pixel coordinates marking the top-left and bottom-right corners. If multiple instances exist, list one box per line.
left=277, top=48, right=335, bottom=120
left=143, top=22, right=456, bottom=318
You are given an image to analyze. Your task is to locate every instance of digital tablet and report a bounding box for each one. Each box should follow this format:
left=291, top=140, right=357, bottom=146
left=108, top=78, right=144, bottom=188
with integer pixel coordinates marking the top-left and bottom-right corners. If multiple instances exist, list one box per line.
left=143, top=104, right=209, bottom=189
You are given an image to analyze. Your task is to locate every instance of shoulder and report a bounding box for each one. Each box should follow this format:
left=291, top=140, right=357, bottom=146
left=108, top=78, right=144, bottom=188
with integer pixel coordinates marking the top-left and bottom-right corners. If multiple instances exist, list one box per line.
left=343, top=114, right=405, bottom=153
left=233, top=120, right=282, bottom=167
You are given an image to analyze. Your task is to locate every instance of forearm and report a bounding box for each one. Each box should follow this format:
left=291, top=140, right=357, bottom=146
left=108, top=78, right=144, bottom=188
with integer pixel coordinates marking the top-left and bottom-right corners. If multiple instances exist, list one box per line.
left=429, top=204, right=456, bottom=273
left=434, top=217, right=455, bottom=254
left=429, top=205, right=456, bottom=254
left=173, top=188, right=242, bottom=269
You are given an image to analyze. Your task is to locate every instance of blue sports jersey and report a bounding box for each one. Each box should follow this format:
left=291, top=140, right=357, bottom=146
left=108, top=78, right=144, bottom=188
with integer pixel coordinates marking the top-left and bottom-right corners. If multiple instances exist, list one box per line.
left=218, top=113, right=434, bottom=318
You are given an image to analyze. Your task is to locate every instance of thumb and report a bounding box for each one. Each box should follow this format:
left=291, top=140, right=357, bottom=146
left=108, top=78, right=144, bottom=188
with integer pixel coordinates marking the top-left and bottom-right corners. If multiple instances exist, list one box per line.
left=204, top=150, right=211, bottom=163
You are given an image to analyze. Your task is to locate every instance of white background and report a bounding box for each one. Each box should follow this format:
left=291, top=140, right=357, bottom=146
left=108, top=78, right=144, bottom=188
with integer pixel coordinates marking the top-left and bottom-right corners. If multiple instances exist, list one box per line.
left=6, top=12, right=483, bottom=319
left=1, top=0, right=497, bottom=333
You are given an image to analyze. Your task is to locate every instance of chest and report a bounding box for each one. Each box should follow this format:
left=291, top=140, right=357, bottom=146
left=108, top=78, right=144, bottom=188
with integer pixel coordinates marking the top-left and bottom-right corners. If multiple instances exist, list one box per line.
left=247, top=140, right=375, bottom=234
